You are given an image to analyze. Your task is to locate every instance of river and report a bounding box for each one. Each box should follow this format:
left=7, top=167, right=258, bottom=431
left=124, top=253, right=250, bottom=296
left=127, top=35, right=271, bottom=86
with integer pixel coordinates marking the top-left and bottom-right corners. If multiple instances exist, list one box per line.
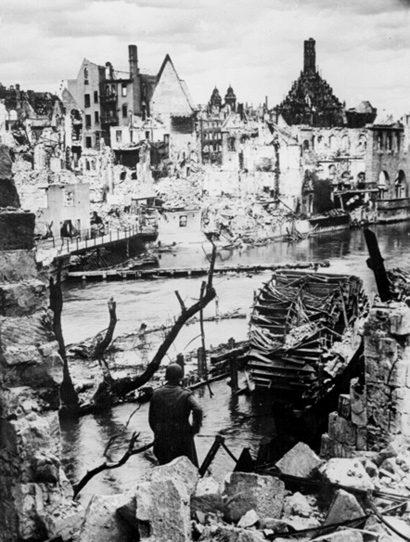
left=60, top=223, right=410, bottom=503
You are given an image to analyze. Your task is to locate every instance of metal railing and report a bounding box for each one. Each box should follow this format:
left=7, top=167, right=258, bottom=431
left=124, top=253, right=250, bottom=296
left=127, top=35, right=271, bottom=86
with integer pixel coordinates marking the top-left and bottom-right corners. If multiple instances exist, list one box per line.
left=36, top=223, right=157, bottom=258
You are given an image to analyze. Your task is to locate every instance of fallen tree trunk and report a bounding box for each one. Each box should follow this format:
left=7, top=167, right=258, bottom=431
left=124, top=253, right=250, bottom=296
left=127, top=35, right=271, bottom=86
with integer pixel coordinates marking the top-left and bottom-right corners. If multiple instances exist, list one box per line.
left=92, top=245, right=217, bottom=410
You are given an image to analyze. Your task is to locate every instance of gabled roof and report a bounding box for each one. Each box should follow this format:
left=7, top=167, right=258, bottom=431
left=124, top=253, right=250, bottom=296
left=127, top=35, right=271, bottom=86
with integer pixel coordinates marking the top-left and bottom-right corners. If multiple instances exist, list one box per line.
left=153, top=54, right=194, bottom=113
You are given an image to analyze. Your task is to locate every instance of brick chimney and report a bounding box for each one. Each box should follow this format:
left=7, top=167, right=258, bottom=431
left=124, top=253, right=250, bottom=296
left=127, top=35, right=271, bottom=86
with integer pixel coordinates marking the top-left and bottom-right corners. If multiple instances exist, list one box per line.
left=128, top=44, right=142, bottom=117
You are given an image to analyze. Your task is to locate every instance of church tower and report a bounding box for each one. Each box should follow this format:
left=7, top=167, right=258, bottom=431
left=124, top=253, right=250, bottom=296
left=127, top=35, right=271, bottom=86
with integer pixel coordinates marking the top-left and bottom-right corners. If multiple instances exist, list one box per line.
left=274, top=38, right=345, bottom=127
left=224, top=85, right=237, bottom=112
left=304, top=38, right=316, bottom=74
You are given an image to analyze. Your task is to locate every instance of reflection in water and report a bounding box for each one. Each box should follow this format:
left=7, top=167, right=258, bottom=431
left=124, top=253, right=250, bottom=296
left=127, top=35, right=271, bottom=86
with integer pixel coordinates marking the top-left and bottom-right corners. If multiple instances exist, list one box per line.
left=60, top=224, right=410, bottom=501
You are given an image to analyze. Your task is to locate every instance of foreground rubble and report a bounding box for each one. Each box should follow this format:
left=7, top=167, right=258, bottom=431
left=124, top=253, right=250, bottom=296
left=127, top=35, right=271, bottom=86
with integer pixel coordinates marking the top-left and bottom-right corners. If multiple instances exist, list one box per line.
left=69, top=442, right=410, bottom=542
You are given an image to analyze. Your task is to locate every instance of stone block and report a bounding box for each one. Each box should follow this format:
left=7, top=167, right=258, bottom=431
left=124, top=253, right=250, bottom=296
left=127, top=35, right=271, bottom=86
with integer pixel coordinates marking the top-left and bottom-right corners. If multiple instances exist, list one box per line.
left=1, top=342, right=63, bottom=389
left=78, top=494, right=135, bottom=542
left=283, top=492, right=312, bottom=518
left=237, top=508, right=259, bottom=528
left=321, top=531, right=364, bottom=542
left=0, top=311, right=55, bottom=352
left=324, top=489, right=364, bottom=526
left=364, top=356, right=379, bottom=383
left=356, top=427, right=367, bottom=451
left=381, top=517, right=410, bottom=539
left=319, top=458, right=374, bottom=491
left=259, top=517, right=290, bottom=533
left=320, top=433, right=334, bottom=459
left=328, top=412, right=357, bottom=446
left=389, top=303, right=410, bottom=336
left=191, top=476, right=223, bottom=515
left=0, top=146, right=13, bottom=180
left=389, top=359, right=408, bottom=388
left=0, top=177, right=20, bottom=208
left=337, top=394, right=350, bottom=419
left=378, top=337, right=398, bottom=362
left=136, top=478, right=191, bottom=542
left=0, top=281, right=47, bottom=317
left=0, top=250, right=38, bottom=282
left=350, top=378, right=367, bottom=427
left=146, top=455, right=198, bottom=496
left=0, top=211, right=35, bottom=250
left=222, top=472, right=285, bottom=523
left=198, top=524, right=266, bottom=541
left=275, top=441, right=323, bottom=478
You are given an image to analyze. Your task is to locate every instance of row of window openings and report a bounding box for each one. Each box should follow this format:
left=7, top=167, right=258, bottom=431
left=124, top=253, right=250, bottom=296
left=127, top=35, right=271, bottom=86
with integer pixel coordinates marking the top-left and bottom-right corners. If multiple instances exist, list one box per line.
left=377, top=133, right=401, bottom=152
left=84, top=85, right=127, bottom=108
left=303, top=136, right=367, bottom=152
left=85, top=106, right=129, bottom=128
left=115, top=130, right=151, bottom=143
left=204, top=133, right=222, bottom=140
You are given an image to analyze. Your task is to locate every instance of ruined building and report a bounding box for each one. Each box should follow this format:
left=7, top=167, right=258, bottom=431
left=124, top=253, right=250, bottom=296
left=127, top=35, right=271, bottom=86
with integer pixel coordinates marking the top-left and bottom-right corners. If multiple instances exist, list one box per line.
left=0, top=83, right=65, bottom=168
left=274, top=39, right=376, bottom=129
left=61, top=45, right=196, bottom=164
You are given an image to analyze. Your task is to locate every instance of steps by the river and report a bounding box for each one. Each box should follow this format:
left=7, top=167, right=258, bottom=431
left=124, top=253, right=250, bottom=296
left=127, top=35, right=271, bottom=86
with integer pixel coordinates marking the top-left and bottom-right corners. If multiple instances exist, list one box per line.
left=67, top=261, right=329, bottom=281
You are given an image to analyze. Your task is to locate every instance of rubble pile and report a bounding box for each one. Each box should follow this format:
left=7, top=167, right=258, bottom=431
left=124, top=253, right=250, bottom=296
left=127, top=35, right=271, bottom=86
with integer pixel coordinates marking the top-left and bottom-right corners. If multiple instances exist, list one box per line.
left=70, top=446, right=410, bottom=542
left=154, top=175, right=203, bottom=209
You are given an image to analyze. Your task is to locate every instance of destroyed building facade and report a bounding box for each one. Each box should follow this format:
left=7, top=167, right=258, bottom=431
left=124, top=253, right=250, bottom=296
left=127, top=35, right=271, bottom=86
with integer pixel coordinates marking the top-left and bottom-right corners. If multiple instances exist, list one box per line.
left=62, top=45, right=196, bottom=167
left=269, top=39, right=410, bottom=223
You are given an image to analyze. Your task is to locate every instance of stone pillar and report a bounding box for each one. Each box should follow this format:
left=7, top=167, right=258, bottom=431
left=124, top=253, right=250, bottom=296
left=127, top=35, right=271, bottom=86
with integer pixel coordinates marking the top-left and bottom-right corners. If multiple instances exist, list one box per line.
left=363, top=302, right=410, bottom=450
left=0, top=145, right=81, bottom=541
left=321, top=301, right=410, bottom=458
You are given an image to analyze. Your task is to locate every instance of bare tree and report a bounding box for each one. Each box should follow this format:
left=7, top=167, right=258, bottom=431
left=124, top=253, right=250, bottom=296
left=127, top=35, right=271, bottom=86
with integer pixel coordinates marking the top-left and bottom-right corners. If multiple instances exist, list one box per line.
left=49, top=266, right=79, bottom=418
left=92, top=245, right=217, bottom=410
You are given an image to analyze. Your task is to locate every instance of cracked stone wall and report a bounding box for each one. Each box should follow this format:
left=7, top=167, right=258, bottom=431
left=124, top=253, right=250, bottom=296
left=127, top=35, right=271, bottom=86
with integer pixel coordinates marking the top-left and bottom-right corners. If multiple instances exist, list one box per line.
left=321, top=302, right=410, bottom=458
left=0, top=145, right=81, bottom=541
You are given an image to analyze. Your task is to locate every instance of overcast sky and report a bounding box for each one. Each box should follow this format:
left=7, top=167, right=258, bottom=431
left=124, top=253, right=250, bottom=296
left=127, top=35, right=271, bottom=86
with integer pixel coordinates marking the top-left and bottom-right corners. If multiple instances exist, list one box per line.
left=0, top=0, right=409, bottom=116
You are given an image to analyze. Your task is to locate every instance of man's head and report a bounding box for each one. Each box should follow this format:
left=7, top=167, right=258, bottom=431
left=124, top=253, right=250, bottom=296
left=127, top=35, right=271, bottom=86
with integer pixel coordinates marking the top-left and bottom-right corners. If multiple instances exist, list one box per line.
left=165, top=363, right=183, bottom=383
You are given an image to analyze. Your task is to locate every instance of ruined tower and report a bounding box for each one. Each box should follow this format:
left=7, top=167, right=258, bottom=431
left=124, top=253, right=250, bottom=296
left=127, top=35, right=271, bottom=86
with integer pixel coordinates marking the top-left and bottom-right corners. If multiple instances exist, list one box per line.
left=224, top=85, right=237, bottom=112
left=208, top=87, right=222, bottom=111
left=304, top=38, right=316, bottom=74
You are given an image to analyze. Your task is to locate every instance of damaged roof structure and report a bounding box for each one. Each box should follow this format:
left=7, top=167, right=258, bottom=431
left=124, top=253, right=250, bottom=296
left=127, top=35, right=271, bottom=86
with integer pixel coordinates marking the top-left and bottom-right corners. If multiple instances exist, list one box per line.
left=61, top=45, right=196, bottom=162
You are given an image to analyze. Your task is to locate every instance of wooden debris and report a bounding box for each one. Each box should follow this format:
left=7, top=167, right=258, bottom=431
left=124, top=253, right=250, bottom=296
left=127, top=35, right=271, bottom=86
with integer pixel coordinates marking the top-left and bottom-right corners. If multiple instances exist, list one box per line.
left=247, top=270, right=368, bottom=406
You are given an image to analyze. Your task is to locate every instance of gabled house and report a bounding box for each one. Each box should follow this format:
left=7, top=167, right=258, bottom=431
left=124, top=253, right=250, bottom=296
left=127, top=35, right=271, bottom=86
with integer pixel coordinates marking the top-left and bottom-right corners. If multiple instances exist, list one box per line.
left=61, top=45, right=196, bottom=163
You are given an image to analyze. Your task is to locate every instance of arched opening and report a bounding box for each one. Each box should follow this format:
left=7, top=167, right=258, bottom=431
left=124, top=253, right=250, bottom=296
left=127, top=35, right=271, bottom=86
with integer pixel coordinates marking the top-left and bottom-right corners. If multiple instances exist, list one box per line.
left=341, top=135, right=350, bottom=151
left=303, top=140, right=310, bottom=151
left=378, top=171, right=389, bottom=199
left=329, top=135, right=336, bottom=151
left=357, top=135, right=367, bottom=152
left=395, top=170, right=407, bottom=198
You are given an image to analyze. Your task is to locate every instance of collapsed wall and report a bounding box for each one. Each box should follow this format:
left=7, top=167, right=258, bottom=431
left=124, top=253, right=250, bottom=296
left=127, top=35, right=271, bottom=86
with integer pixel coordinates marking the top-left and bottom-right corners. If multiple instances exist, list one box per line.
left=322, top=300, right=410, bottom=457
left=0, top=145, right=81, bottom=541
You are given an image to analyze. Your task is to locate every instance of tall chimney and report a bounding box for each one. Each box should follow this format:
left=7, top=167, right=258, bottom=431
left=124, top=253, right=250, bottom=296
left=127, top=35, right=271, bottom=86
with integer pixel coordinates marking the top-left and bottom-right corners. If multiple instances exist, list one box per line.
left=128, top=44, right=139, bottom=78
left=303, top=38, right=316, bottom=73
left=128, top=44, right=142, bottom=117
